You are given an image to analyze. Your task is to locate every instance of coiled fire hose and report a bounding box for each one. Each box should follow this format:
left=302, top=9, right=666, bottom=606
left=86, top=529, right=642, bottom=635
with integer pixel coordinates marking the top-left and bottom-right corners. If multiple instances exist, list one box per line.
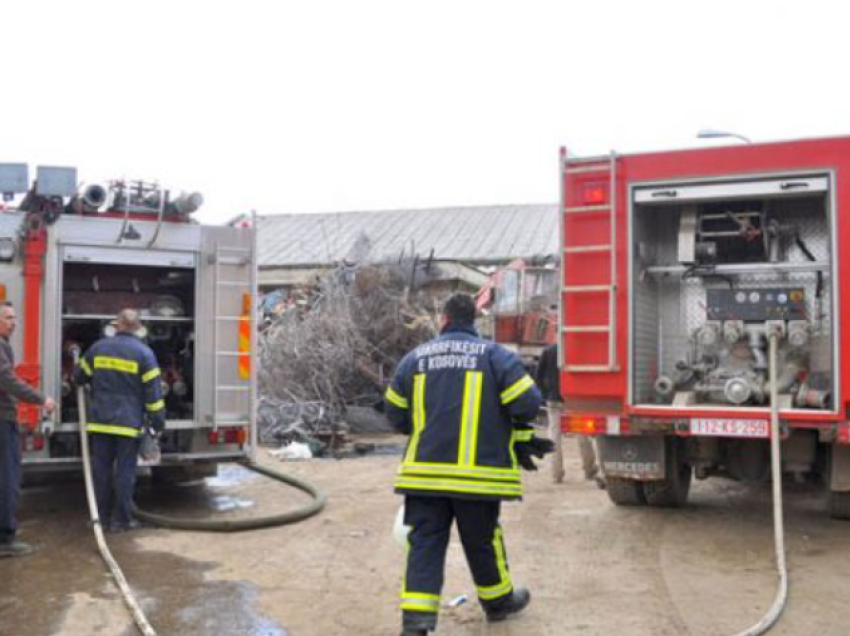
left=134, top=461, right=327, bottom=532
left=732, top=327, right=788, bottom=636
left=76, top=382, right=327, bottom=635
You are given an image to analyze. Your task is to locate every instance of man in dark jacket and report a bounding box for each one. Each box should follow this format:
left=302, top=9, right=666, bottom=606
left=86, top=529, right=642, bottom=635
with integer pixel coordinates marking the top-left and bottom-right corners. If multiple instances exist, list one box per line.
left=535, top=342, right=565, bottom=483
left=536, top=342, right=598, bottom=482
left=385, top=294, right=548, bottom=636
left=0, top=301, right=56, bottom=557
left=75, top=309, right=164, bottom=532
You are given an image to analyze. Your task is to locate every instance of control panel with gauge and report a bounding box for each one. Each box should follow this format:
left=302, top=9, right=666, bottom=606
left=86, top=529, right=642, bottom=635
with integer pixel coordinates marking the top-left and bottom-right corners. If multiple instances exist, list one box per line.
left=706, top=288, right=807, bottom=322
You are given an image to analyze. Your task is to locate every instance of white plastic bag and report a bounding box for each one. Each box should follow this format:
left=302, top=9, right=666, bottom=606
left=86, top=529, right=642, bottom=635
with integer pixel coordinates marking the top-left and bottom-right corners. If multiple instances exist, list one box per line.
left=137, top=431, right=161, bottom=466
left=393, top=504, right=411, bottom=548
left=269, top=441, right=313, bottom=461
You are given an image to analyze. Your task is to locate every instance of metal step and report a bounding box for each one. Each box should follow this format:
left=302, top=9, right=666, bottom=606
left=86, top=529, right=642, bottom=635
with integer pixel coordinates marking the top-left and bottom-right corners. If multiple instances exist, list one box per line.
left=564, top=244, right=612, bottom=254
left=562, top=325, right=610, bottom=333
left=563, top=284, right=613, bottom=293
left=564, top=204, right=611, bottom=214
left=565, top=364, right=618, bottom=373
left=565, top=164, right=611, bottom=174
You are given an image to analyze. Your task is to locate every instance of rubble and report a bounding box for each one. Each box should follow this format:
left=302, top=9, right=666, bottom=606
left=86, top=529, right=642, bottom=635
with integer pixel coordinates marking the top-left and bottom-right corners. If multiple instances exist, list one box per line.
left=258, top=239, right=438, bottom=453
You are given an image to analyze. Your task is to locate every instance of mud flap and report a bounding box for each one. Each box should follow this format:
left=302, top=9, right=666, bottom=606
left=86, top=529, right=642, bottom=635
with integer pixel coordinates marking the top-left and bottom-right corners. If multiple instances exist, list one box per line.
left=598, top=436, right=666, bottom=480
left=830, top=444, right=850, bottom=492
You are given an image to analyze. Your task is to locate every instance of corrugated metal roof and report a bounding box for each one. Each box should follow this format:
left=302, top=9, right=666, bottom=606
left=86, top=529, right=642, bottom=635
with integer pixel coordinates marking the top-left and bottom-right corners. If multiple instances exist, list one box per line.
left=258, top=204, right=558, bottom=267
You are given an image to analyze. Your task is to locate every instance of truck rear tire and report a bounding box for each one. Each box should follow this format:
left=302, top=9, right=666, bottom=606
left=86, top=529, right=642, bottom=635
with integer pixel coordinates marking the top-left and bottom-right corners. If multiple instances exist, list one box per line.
left=643, top=439, right=692, bottom=508
left=605, top=477, right=647, bottom=506
left=829, top=491, right=850, bottom=520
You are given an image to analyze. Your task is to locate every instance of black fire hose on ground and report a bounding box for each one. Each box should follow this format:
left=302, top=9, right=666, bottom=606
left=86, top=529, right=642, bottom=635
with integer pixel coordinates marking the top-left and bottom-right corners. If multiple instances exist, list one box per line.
left=134, top=459, right=327, bottom=532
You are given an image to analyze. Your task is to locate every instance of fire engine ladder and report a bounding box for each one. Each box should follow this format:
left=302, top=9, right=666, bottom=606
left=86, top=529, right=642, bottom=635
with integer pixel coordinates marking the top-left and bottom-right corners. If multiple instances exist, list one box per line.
left=210, top=234, right=257, bottom=434
left=561, top=151, right=618, bottom=373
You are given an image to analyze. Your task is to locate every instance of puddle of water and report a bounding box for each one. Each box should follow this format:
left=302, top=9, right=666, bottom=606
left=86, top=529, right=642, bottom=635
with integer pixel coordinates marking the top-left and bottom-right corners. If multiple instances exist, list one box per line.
left=177, top=579, right=288, bottom=636
left=206, top=464, right=259, bottom=489
left=209, top=495, right=256, bottom=512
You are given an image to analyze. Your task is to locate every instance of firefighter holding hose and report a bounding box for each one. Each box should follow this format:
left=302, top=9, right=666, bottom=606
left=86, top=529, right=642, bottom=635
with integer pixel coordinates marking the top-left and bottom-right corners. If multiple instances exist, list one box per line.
left=75, top=309, right=165, bottom=533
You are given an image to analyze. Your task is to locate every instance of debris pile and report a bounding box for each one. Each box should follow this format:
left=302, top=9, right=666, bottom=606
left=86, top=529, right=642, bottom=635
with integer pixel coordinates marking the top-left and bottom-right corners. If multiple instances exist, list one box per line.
left=259, top=245, right=438, bottom=454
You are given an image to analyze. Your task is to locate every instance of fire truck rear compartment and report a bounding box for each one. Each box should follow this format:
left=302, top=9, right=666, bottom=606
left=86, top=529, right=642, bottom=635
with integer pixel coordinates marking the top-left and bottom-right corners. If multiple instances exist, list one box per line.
left=631, top=177, right=834, bottom=411
left=57, top=262, right=197, bottom=456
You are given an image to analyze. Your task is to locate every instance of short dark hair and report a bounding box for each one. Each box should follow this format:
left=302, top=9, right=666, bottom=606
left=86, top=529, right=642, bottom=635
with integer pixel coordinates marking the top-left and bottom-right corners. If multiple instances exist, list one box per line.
left=443, top=293, right=476, bottom=327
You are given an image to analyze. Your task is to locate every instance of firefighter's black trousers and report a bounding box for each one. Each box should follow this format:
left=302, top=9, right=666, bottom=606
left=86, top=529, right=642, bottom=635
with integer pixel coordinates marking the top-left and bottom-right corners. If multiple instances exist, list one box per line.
left=401, top=495, right=514, bottom=630
left=91, top=433, right=140, bottom=528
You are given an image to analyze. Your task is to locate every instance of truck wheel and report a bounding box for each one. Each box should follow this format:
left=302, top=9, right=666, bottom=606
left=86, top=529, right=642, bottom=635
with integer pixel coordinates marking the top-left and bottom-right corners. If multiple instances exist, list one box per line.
left=643, top=439, right=692, bottom=508
left=605, top=477, right=647, bottom=506
left=829, top=491, right=850, bottom=520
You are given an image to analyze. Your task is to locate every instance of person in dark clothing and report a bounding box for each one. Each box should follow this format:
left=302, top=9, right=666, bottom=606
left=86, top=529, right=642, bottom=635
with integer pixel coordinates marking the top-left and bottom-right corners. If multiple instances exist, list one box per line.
left=0, top=301, right=56, bottom=557
left=75, top=309, right=165, bottom=532
left=385, top=293, right=550, bottom=636
left=536, top=342, right=598, bottom=482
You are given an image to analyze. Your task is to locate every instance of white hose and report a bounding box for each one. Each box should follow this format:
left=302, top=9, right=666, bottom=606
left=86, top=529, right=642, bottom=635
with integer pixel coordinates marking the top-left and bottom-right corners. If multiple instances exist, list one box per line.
left=77, top=387, right=158, bottom=636
left=731, top=331, right=788, bottom=636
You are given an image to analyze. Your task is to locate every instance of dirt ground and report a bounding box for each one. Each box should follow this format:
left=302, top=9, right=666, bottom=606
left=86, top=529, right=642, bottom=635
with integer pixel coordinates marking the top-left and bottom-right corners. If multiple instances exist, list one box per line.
left=2, top=435, right=850, bottom=636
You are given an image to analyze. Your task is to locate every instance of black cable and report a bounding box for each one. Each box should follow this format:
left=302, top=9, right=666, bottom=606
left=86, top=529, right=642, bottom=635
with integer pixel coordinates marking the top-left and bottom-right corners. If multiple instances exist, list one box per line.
left=795, top=235, right=823, bottom=298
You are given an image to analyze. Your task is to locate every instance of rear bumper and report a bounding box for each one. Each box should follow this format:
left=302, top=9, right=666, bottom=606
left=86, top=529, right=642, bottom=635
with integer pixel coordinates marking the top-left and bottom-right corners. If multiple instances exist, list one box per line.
left=561, top=409, right=850, bottom=444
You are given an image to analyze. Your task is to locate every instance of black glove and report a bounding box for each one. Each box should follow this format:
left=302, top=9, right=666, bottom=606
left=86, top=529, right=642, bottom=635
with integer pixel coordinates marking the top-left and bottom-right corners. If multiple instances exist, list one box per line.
left=146, top=414, right=165, bottom=436
left=515, top=436, right=556, bottom=471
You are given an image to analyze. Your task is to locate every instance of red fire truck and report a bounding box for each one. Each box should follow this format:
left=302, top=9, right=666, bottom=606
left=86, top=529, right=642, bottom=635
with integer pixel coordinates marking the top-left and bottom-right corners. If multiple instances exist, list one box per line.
left=559, top=136, right=850, bottom=518
left=0, top=164, right=257, bottom=480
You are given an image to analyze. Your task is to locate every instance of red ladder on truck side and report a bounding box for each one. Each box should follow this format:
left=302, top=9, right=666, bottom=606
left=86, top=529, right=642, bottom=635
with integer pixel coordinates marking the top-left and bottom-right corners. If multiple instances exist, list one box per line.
left=559, top=150, right=618, bottom=373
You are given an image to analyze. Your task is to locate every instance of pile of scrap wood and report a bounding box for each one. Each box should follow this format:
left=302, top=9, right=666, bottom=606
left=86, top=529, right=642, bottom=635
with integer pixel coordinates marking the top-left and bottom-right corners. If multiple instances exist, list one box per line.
left=258, top=251, right=437, bottom=453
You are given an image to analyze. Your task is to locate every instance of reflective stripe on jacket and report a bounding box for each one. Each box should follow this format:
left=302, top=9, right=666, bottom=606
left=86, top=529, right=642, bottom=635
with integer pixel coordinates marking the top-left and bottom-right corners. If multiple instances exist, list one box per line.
left=385, top=325, right=542, bottom=500
left=75, top=333, right=165, bottom=437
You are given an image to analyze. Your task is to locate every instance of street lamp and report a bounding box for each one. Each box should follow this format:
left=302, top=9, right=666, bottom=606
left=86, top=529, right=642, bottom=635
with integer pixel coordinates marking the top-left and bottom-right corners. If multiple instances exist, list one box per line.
left=697, top=128, right=752, bottom=144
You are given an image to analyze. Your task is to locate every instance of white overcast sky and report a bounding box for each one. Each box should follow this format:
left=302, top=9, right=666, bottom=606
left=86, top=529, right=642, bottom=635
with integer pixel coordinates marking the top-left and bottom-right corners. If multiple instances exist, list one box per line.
left=3, top=0, right=849, bottom=224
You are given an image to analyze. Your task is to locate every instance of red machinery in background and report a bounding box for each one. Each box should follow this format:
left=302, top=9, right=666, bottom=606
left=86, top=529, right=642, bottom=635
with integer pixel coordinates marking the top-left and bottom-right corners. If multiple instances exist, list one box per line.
left=475, top=258, right=558, bottom=370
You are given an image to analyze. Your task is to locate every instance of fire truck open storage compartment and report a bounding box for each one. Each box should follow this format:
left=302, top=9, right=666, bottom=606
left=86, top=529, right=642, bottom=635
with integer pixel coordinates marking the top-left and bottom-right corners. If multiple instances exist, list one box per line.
left=630, top=174, right=837, bottom=412
left=59, top=259, right=197, bottom=428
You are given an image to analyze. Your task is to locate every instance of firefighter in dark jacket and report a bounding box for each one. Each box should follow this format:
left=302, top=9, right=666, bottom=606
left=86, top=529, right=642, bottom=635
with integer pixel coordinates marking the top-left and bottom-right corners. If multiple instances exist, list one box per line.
left=75, top=309, right=165, bottom=532
left=0, top=301, right=56, bottom=557
left=385, top=293, right=551, bottom=636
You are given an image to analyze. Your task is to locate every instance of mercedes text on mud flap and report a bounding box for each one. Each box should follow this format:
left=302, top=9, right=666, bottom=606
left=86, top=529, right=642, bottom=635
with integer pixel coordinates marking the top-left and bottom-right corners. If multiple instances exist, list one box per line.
left=557, top=137, right=850, bottom=517
left=0, top=166, right=257, bottom=481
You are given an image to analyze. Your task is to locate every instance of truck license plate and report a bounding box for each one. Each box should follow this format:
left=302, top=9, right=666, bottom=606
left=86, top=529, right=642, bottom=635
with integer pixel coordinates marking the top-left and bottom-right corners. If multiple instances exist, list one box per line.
left=690, top=418, right=769, bottom=438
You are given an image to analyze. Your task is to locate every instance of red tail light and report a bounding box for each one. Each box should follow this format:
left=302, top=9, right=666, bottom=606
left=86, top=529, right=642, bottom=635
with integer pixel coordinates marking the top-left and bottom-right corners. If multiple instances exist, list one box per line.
left=565, top=416, right=606, bottom=435
left=33, top=433, right=44, bottom=451
left=209, top=428, right=248, bottom=445
left=582, top=185, right=607, bottom=205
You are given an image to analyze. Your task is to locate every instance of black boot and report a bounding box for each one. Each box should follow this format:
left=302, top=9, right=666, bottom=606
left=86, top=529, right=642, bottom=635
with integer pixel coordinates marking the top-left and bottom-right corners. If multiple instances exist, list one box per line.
left=400, top=611, right=435, bottom=635
left=485, top=587, right=531, bottom=622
